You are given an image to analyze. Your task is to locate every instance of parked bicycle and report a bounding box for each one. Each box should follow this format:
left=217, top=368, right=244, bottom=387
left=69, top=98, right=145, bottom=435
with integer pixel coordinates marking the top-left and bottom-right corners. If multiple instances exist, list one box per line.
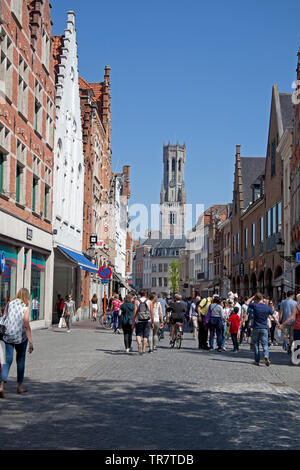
left=98, top=312, right=112, bottom=329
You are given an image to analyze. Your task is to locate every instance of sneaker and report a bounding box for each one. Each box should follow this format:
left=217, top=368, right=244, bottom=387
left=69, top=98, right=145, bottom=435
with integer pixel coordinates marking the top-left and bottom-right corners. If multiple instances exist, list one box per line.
left=138, top=344, right=143, bottom=355
left=264, top=356, right=270, bottom=366
left=222, top=347, right=226, bottom=351
left=148, top=349, right=153, bottom=354
left=253, top=361, right=260, bottom=366
left=125, top=349, right=130, bottom=353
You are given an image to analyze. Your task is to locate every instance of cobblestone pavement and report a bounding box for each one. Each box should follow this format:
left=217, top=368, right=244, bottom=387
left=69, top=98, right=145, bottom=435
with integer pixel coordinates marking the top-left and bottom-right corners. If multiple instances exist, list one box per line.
left=1, top=321, right=300, bottom=450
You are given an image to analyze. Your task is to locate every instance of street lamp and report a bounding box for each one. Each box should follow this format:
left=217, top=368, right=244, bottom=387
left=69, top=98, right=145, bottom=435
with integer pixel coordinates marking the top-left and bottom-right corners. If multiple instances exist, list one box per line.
left=276, top=237, right=294, bottom=262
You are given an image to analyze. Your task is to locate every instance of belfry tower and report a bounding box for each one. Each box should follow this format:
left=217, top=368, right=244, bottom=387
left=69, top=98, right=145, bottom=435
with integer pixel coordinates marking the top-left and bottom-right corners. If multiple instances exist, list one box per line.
left=160, top=142, right=186, bottom=238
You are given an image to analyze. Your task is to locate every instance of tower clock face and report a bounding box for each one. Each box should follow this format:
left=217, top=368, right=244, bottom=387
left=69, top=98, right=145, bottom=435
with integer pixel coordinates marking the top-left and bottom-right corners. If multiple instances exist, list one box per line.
left=169, top=180, right=176, bottom=188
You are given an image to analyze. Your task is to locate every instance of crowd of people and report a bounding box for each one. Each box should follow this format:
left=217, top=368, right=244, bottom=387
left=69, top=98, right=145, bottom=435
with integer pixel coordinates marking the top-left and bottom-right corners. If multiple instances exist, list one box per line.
left=89, top=289, right=300, bottom=366
left=0, top=286, right=299, bottom=399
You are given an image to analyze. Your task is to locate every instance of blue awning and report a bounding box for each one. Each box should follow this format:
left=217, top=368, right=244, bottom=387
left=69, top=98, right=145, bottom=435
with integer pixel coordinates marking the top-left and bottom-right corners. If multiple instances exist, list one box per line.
left=57, top=246, right=98, bottom=274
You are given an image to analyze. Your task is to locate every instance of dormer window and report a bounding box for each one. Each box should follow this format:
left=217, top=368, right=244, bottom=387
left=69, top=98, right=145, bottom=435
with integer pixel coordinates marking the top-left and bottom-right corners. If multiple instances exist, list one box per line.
left=253, top=184, right=261, bottom=202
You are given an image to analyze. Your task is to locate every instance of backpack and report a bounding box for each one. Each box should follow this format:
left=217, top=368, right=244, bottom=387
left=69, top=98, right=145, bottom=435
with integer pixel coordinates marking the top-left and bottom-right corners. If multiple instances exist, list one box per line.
left=136, top=299, right=150, bottom=321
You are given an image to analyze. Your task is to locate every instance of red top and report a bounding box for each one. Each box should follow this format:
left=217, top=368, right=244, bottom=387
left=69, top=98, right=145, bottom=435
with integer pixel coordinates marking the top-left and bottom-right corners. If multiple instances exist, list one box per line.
left=294, top=306, right=300, bottom=330
left=228, top=313, right=241, bottom=334
left=112, top=299, right=122, bottom=312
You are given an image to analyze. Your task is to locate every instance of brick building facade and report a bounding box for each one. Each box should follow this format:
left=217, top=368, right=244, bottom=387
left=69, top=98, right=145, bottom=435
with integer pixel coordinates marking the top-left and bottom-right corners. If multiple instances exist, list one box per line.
left=0, top=0, right=55, bottom=327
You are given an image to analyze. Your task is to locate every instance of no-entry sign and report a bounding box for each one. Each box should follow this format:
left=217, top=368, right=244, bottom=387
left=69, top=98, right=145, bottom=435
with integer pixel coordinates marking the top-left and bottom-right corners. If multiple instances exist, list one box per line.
left=98, top=265, right=112, bottom=280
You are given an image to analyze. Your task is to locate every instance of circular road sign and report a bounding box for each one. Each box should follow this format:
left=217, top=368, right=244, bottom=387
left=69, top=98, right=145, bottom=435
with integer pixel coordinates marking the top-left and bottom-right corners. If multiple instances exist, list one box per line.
left=98, top=265, right=112, bottom=280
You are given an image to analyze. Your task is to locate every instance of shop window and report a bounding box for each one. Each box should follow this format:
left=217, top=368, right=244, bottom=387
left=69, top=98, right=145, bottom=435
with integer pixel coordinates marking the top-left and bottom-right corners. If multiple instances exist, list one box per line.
left=30, top=253, right=46, bottom=321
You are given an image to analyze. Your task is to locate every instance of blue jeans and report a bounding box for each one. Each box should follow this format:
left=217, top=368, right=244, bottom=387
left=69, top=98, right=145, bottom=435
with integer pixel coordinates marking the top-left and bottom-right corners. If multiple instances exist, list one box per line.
left=253, top=329, right=269, bottom=363
left=222, top=323, right=226, bottom=348
left=209, top=325, right=223, bottom=349
left=113, top=311, right=119, bottom=331
left=1, top=340, right=28, bottom=384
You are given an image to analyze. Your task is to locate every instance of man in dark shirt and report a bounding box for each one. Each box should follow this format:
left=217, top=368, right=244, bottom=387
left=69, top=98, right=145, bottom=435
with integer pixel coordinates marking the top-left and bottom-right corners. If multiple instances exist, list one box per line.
left=169, top=294, right=187, bottom=344
left=246, top=293, right=280, bottom=366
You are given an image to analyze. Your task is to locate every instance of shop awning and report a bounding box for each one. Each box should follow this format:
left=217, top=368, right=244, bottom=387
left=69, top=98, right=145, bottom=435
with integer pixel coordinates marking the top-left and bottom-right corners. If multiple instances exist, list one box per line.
left=57, top=246, right=98, bottom=274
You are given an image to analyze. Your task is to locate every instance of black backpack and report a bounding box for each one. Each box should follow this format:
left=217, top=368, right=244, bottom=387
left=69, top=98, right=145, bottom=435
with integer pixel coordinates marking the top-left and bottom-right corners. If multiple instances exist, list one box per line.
left=136, top=300, right=150, bottom=321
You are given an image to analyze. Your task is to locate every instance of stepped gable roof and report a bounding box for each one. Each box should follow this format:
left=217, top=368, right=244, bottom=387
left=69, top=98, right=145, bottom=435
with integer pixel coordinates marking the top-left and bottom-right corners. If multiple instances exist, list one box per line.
left=279, top=93, right=293, bottom=130
left=240, top=157, right=266, bottom=209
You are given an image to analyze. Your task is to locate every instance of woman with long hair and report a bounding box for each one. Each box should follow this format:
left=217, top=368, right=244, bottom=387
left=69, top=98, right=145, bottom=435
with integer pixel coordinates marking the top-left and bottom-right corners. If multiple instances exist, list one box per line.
left=62, top=294, right=75, bottom=333
left=119, top=294, right=134, bottom=352
left=91, top=294, right=98, bottom=321
left=148, top=293, right=163, bottom=353
left=0, top=288, right=34, bottom=398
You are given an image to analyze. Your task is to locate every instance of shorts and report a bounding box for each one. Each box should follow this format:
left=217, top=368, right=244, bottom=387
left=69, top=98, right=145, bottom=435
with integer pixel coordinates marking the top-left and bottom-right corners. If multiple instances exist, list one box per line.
left=135, top=321, right=150, bottom=339
left=170, top=316, right=184, bottom=325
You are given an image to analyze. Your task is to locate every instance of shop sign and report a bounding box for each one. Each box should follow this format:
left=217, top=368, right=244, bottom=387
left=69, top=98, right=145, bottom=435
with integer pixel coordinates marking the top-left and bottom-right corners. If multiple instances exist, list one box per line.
left=27, top=228, right=33, bottom=241
left=296, top=253, right=300, bottom=263
left=0, top=251, right=6, bottom=273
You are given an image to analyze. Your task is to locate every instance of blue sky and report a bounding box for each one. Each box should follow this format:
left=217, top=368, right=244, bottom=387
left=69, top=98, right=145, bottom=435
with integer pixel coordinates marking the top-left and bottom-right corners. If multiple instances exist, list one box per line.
left=52, top=0, right=300, bottom=227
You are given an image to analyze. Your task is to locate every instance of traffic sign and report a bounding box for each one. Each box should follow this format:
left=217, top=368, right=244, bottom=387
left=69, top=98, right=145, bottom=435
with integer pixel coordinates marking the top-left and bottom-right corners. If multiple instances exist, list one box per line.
left=296, top=252, right=300, bottom=263
left=98, top=265, right=112, bottom=279
left=101, top=279, right=109, bottom=284
left=0, top=251, right=6, bottom=273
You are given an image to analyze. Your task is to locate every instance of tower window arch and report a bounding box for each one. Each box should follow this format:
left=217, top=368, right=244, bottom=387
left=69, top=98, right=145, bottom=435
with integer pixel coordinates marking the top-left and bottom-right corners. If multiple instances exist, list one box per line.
left=178, top=159, right=181, bottom=172
left=172, top=158, right=175, bottom=172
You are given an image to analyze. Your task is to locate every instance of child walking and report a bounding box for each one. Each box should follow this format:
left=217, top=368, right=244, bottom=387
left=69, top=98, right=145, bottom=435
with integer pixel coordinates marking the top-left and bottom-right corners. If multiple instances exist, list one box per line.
left=228, top=306, right=241, bottom=352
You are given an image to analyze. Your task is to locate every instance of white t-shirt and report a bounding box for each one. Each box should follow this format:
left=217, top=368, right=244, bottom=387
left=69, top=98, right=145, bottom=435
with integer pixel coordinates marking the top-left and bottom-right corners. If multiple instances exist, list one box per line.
left=153, top=302, right=161, bottom=323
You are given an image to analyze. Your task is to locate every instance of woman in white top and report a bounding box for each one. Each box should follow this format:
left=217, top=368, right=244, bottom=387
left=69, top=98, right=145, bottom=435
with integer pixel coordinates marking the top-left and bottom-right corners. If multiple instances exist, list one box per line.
left=148, top=294, right=163, bottom=353
left=91, top=294, right=99, bottom=321
left=0, top=288, right=34, bottom=399
left=62, top=294, right=75, bottom=333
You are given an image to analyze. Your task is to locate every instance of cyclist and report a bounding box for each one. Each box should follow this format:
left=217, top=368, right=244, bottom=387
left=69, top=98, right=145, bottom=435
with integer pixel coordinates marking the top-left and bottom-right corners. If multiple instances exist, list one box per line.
left=169, top=294, right=187, bottom=345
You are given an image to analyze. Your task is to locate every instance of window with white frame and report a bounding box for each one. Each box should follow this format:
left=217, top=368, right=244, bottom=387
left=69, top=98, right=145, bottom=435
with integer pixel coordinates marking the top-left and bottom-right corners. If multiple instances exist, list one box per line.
left=42, top=29, right=50, bottom=72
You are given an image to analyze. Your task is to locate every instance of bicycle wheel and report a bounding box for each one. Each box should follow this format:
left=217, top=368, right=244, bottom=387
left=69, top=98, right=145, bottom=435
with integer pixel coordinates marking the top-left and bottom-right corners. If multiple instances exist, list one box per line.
left=176, top=333, right=182, bottom=349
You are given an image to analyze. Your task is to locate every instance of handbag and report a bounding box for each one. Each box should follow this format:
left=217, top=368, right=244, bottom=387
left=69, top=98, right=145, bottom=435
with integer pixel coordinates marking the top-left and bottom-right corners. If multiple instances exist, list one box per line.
left=204, top=305, right=212, bottom=325
left=58, top=317, right=63, bottom=328
left=0, top=303, right=8, bottom=341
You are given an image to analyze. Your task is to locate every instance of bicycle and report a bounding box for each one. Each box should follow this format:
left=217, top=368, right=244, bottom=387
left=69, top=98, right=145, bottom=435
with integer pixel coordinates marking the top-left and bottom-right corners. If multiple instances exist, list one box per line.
left=170, top=322, right=183, bottom=349
left=98, top=312, right=113, bottom=329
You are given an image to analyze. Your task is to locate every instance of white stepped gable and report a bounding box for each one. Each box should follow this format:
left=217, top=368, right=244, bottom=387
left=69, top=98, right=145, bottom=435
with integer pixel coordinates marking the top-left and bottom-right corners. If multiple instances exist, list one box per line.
left=53, top=11, right=84, bottom=252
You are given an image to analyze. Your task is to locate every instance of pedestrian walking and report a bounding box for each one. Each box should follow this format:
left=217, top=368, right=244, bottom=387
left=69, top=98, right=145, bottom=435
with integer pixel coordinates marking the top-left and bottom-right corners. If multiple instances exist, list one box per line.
left=246, top=293, right=280, bottom=366
left=111, top=294, right=122, bottom=334
left=148, top=294, right=163, bottom=353
left=228, top=307, right=241, bottom=352
left=189, top=296, right=200, bottom=340
left=0, top=288, right=34, bottom=399
left=279, top=291, right=297, bottom=354
left=119, top=294, right=134, bottom=353
left=197, top=297, right=210, bottom=350
left=280, top=293, right=300, bottom=365
left=31, top=297, right=39, bottom=321
left=132, top=291, right=154, bottom=355
left=90, top=294, right=99, bottom=321
left=55, top=294, right=64, bottom=325
left=62, top=294, right=75, bottom=333
left=268, top=300, right=278, bottom=345
left=208, top=296, right=225, bottom=351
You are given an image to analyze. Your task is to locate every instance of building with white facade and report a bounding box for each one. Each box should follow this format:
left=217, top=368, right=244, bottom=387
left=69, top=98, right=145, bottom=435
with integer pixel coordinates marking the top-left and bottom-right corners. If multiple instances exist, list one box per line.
left=52, top=12, right=97, bottom=321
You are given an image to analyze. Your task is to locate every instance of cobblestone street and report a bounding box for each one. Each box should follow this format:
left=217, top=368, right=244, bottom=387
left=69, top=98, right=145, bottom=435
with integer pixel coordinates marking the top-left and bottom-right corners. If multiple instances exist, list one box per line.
left=1, top=322, right=300, bottom=450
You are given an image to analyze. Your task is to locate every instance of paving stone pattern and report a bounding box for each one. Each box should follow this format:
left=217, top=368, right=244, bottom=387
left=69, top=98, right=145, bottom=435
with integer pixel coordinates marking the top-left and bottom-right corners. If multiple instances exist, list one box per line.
left=0, top=321, right=300, bottom=450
